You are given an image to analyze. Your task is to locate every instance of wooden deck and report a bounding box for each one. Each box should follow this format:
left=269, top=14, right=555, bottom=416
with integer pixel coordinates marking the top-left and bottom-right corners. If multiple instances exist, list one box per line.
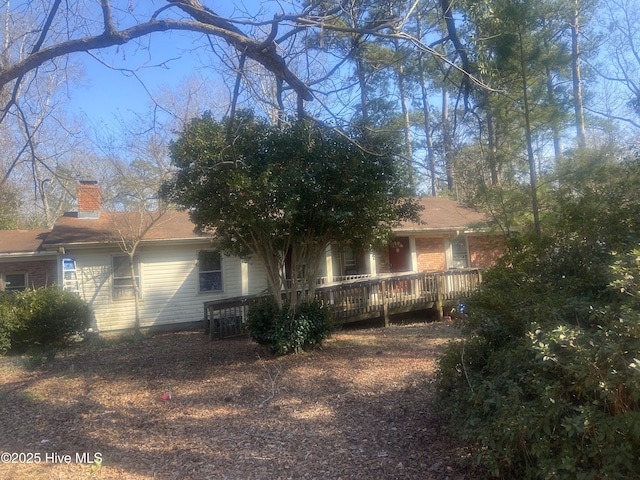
left=204, top=269, right=482, bottom=339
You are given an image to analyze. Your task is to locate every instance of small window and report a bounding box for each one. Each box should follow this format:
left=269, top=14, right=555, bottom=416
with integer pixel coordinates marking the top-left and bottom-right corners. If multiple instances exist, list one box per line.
left=199, top=250, right=222, bottom=292
left=112, top=255, right=140, bottom=299
left=343, top=246, right=357, bottom=275
left=4, top=273, right=27, bottom=291
left=450, top=236, right=469, bottom=269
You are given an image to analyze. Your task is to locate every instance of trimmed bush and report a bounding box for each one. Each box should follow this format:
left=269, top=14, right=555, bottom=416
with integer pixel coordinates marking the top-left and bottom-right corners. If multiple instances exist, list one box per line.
left=247, top=298, right=333, bottom=355
left=0, top=292, right=18, bottom=354
left=297, top=300, right=333, bottom=347
left=3, top=287, right=93, bottom=352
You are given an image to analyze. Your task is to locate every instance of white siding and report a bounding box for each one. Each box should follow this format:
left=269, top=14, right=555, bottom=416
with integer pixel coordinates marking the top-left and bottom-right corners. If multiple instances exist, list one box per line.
left=65, top=242, right=255, bottom=332
left=246, top=257, right=269, bottom=295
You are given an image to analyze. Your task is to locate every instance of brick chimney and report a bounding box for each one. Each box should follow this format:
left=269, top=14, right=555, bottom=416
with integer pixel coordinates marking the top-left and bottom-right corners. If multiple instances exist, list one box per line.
left=77, top=180, right=101, bottom=219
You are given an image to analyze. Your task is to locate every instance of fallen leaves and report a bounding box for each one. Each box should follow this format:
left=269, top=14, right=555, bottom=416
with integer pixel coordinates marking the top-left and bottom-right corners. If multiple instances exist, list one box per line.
left=0, top=322, right=470, bottom=479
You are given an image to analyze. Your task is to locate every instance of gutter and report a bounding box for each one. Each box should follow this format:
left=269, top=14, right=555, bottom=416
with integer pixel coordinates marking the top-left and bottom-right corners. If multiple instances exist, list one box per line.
left=41, top=236, right=216, bottom=252
left=0, top=251, right=58, bottom=259
left=392, top=227, right=495, bottom=236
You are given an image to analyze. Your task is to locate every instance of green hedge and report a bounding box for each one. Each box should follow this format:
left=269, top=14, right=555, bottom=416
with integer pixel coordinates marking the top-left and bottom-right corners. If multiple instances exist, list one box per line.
left=437, top=245, right=640, bottom=479
left=0, top=292, right=18, bottom=354
left=437, top=154, right=640, bottom=478
left=0, top=287, right=93, bottom=353
left=247, top=298, right=333, bottom=355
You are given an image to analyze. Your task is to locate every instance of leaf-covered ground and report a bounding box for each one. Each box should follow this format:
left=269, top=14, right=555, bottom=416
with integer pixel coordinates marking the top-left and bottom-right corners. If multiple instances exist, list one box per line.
left=0, top=321, right=471, bottom=479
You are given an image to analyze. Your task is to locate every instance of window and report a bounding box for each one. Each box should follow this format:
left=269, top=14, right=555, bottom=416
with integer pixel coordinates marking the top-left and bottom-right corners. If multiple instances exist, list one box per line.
left=4, top=273, right=27, bottom=291
left=112, top=255, right=140, bottom=299
left=449, top=236, right=469, bottom=269
left=198, top=250, right=222, bottom=293
left=343, top=246, right=357, bottom=275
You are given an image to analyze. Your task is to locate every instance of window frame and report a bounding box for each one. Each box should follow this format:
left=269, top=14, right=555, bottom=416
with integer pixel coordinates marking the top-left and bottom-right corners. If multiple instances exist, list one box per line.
left=447, top=235, right=470, bottom=270
left=111, top=255, right=141, bottom=300
left=2, top=272, right=27, bottom=292
left=198, top=250, right=223, bottom=293
left=342, top=245, right=358, bottom=275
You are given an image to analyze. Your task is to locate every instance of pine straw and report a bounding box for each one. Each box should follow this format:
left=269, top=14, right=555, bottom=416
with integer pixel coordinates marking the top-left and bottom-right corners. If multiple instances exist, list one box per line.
left=0, top=321, right=470, bottom=480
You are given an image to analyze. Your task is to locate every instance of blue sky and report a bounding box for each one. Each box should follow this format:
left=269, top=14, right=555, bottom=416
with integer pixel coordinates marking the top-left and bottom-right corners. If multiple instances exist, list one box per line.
left=67, top=30, right=210, bottom=126
left=66, top=1, right=274, bottom=127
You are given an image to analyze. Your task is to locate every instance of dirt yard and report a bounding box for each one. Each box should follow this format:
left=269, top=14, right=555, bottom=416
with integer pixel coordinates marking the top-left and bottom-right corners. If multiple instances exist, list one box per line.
left=0, top=321, right=471, bottom=480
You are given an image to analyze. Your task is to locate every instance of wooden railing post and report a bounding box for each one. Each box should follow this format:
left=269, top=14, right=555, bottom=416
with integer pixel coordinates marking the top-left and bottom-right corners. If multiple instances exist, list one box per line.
left=435, top=274, right=444, bottom=321
left=381, top=279, right=390, bottom=327
left=203, top=303, right=210, bottom=335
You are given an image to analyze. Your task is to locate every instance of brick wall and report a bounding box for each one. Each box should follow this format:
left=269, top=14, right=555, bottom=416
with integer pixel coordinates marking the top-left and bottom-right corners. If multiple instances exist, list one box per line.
left=0, top=260, right=58, bottom=290
left=77, top=181, right=101, bottom=215
left=368, top=234, right=506, bottom=274
left=415, top=237, right=446, bottom=271
left=468, top=235, right=505, bottom=269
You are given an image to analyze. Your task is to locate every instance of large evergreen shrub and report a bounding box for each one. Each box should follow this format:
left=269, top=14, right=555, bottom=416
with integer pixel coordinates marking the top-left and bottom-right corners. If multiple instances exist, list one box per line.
left=247, top=297, right=333, bottom=355
left=4, top=287, right=93, bottom=351
left=437, top=153, right=640, bottom=479
left=0, top=291, right=18, bottom=354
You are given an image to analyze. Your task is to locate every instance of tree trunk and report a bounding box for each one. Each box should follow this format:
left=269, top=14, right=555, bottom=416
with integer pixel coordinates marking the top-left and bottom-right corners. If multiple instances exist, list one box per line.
left=416, top=12, right=438, bottom=196
left=394, top=38, right=414, bottom=190
left=541, top=20, right=563, bottom=163
left=33, top=162, right=54, bottom=228
left=129, top=252, right=141, bottom=335
left=486, top=103, right=499, bottom=186
left=546, top=63, right=563, bottom=162
left=442, top=89, right=455, bottom=194
left=571, top=0, right=587, bottom=148
left=422, top=82, right=438, bottom=195
left=518, top=26, right=541, bottom=236
left=356, top=53, right=369, bottom=122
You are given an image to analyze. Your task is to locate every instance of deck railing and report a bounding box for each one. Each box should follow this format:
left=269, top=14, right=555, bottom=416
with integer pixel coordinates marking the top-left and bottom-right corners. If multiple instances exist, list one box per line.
left=204, top=269, right=482, bottom=339
left=316, top=274, right=372, bottom=284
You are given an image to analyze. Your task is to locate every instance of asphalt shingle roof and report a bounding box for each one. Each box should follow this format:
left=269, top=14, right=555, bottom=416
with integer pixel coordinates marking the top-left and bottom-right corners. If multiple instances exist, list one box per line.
left=2, top=197, right=490, bottom=252
left=42, top=210, right=210, bottom=246
left=396, top=197, right=490, bottom=232
left=0, top=230, right=51, bottom=254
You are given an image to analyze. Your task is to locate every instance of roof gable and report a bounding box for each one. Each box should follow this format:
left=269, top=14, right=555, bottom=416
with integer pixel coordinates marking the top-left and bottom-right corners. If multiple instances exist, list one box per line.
left=396, top=197, right=491, bottom=232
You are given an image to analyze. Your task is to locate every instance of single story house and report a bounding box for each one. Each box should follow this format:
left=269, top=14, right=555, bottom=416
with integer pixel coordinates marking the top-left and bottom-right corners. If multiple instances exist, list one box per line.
left=0, top=182, right=505, bottom=332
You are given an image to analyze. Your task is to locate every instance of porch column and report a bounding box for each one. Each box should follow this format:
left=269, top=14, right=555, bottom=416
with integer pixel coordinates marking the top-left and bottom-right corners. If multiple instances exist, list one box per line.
left=409, top=237, right=418, bottom=272
left=325, top=244, right=334, bottom=283
left=241, top=260, right=249, bottom=296
left=369, top=249, right=377, bottom=277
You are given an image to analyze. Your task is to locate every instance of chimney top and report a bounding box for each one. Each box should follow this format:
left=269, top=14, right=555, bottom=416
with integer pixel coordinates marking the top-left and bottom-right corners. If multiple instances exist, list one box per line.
left=77, top=181, right=101, bottom=219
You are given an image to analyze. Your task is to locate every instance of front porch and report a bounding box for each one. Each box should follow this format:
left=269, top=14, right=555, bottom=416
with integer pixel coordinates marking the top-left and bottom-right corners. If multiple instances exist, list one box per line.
left=204, top=269, right=482, bottom=339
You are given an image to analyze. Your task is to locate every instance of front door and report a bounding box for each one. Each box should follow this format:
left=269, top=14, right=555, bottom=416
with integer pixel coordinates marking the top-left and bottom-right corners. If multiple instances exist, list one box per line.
left=388, top=236, right=410, bottom=272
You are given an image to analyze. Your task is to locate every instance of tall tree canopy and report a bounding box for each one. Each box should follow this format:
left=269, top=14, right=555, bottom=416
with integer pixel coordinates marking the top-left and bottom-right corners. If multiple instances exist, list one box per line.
left=162, top=111, right=419, bottom=309
left=2, top=0, right=639, bottom=231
